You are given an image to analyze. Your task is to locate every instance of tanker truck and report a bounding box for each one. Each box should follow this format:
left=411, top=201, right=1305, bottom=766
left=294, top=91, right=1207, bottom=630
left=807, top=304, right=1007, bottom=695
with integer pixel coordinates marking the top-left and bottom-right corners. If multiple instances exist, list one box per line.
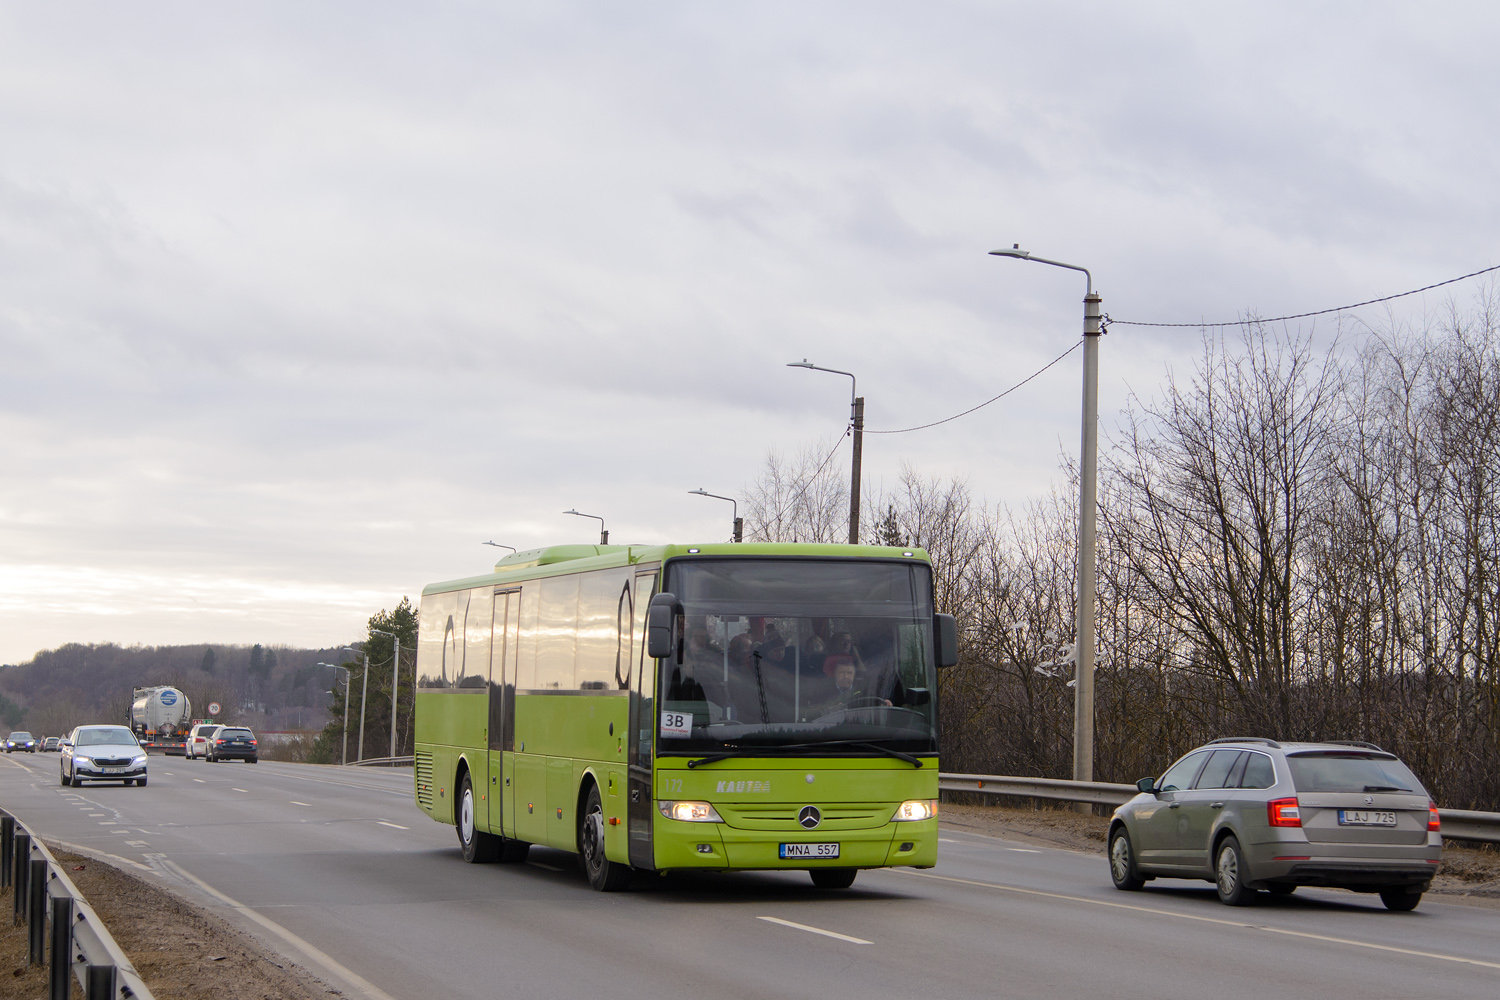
left=129, top=686, right=193, bottom=754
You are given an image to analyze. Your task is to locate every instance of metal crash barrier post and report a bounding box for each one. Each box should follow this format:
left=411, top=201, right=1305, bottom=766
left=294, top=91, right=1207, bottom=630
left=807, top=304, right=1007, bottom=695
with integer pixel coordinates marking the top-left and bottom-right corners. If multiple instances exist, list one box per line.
left=13, top=831, right=30, bottom=923
left=85, top=964, right=115, bottom=1000
left=51, top=897, right=74, bottom=1000
left=1, top=814, right=13, bottom=889
left=29, top=858, right=48, bottom=964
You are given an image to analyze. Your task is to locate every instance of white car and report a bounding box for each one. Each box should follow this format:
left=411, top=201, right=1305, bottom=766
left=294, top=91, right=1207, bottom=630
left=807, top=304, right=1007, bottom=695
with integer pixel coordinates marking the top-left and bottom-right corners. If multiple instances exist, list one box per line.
left=186, top=723, right=222, bottom=760
left=61, top=725, right=148, bottom=787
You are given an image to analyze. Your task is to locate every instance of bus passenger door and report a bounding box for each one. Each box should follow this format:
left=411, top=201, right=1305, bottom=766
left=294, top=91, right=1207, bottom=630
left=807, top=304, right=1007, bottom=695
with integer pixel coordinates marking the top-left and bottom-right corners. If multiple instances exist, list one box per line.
left=489, top=588, right=520, bottom=838
left=626, top=572, right=657, bottom=868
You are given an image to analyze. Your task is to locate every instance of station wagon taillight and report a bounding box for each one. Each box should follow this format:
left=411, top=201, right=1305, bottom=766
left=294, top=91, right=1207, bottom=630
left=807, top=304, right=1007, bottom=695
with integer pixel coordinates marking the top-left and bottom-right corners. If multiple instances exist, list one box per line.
left=1428, top=801, right=1441, bottom=832
left=1267, top=797, right=1301, bottom=827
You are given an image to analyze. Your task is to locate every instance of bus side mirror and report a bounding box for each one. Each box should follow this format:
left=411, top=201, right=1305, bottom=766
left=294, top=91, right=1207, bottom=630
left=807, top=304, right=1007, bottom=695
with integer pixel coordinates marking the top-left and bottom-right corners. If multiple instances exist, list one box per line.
left=647, top=593, right=681, bottom=660
left=934, top=614, right=958, bottom=667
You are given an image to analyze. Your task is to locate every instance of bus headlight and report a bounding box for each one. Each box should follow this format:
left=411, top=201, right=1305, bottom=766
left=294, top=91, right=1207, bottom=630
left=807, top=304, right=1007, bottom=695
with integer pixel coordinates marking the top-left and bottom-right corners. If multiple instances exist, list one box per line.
left=891, top=799, right=938, bottom=822
left=658, top=801, right=724, bottom=822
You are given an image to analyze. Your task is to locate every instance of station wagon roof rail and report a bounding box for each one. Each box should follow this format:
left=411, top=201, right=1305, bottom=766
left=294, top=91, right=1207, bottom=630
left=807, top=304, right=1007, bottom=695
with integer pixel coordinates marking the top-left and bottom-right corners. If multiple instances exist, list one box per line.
left=1206, top=736, right=1282, bottom=748
left=1319, top=740, right=1386, bottom=752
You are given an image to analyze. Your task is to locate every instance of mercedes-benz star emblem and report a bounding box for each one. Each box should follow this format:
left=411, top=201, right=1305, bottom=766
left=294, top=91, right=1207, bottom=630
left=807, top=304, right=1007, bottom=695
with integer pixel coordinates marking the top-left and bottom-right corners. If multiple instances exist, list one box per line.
left=798, top=805, right=822, bottom=829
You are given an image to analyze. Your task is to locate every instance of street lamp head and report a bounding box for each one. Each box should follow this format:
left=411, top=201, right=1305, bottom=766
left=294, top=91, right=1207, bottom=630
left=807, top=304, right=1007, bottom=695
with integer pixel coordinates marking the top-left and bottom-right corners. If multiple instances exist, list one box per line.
left=989, top=244, right=1031, bottom=259
left=482, top=540, right=516, bottom=553
left=786, top=360, right=816, bottom=369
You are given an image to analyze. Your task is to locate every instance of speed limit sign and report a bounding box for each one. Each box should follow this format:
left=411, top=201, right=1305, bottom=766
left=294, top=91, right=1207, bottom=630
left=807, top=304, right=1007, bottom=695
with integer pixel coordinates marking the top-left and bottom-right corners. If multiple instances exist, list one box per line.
left=208, top=701, right=222, bottom=715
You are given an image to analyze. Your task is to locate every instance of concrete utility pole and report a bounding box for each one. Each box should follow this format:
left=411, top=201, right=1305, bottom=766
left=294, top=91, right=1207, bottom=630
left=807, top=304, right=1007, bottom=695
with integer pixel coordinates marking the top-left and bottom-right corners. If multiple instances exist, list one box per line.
left=787, top=360, right=864, bottom=544
left=989, top=245, right=1102, bottom=786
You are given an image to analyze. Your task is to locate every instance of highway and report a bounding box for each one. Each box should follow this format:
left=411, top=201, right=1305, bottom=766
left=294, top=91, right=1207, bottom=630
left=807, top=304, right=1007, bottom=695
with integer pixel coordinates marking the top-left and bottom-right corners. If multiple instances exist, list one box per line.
left=2, top=752, right=1498, bottom=999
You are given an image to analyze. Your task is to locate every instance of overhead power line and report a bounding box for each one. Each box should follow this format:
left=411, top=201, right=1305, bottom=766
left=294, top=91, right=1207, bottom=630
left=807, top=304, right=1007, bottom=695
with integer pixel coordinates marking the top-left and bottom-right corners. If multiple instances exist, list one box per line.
left=1106, top=261, right=1500, bottom=329
left=866, top=342, right=1082, bottom=435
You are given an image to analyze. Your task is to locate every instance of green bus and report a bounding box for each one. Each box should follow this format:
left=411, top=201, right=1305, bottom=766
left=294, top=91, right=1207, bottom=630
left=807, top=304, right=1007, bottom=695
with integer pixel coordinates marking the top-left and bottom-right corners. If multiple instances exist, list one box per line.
left=412, top=542, right=956, bottom=891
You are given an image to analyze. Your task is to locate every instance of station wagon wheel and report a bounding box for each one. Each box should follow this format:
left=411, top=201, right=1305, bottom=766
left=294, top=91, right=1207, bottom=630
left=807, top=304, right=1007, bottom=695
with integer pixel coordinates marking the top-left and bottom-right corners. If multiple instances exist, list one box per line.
left=1109, top=827, right=1145, bottom=891
left=1214, top=836, right=1256, bottom=906
left=1378, top=887, right=1422, bottom=911
left=456, top=772, right=499, bottom=863
left=579, top=782, right=631, bottom=891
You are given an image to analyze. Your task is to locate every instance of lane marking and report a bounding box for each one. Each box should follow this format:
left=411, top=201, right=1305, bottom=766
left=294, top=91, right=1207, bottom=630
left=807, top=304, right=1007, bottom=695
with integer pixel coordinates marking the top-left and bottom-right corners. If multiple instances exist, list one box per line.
left=1006, top=848, right=1043, bottom=854
left=99, top=822, right=116, bottom=826
left=290, top=801, right=312, bottom=807
left=232, top=788, right=248, bottom=793
left=152, top=858, right=399, bottom=1000
left=757, top=916, right=872, bottom=945
left=377, top=821, right=408, bottom=830
left=884, top=869, right=1500, bottom=971
left=48, top=840, right=157, bottom=874
left=193, top=779, right=206, bottom=784
left=526, top=861, right=564, bottom=872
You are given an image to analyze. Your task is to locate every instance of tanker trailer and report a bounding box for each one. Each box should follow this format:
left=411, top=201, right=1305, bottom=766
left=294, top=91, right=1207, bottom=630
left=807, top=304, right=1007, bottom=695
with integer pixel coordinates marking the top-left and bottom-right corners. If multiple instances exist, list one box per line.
left=129, top=686, right=193, bottom=754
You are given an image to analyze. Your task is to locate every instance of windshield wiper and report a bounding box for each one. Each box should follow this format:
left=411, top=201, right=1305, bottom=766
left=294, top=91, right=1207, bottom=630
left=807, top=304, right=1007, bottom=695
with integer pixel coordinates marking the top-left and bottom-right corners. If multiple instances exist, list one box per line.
left=685, top=750, right=751, bottom=769
left=1363, top=784, right=1411, bottom=792
left=763, top=739, right=925, bottom=767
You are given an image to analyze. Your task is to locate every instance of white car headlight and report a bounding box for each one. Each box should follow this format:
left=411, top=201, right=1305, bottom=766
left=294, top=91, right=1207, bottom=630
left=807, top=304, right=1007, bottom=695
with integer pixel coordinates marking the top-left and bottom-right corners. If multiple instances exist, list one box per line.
left=657, top=801, right=724, bottom=822
left=891, top=799, right=938, bottom=822
left=132, top=755, right=147, bottom=765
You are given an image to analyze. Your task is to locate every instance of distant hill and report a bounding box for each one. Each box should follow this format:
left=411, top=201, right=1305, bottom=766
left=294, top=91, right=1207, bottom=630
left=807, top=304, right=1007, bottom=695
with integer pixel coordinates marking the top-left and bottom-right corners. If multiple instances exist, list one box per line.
left=0, top=640, right=357, bottom=736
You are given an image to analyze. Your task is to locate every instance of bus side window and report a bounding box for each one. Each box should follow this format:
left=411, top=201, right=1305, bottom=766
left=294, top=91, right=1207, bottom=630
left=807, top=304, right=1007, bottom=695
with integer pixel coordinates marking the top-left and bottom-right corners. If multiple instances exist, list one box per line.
left=575, top=570, right=623, bottom=690
left=417, top=591, right=459, bottom=689
left=514, top=586, right=539, bottom=690
left=536, top=574, right=580, bottom=690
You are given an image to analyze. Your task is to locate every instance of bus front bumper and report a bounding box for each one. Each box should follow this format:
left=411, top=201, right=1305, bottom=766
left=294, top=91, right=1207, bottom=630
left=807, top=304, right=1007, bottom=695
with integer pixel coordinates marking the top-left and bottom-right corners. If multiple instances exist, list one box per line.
left=655, top=817, right=938, bottom=871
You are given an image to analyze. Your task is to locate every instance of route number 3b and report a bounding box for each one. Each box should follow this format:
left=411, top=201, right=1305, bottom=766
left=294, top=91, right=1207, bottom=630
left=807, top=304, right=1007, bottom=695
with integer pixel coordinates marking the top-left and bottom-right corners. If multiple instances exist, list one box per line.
left=660, top=711, right=691, bottom=739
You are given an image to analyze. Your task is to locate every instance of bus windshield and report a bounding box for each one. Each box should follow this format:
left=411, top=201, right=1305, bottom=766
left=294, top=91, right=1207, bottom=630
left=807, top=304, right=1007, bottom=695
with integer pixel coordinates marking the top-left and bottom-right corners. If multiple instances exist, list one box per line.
left=658, top=558, right=938, bottom=756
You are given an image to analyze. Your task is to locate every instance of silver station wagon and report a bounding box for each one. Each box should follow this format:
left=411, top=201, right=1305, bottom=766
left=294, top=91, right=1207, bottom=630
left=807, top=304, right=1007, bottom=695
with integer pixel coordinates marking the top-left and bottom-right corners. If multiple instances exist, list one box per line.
left=1108, top=738, right=1441, bottom=910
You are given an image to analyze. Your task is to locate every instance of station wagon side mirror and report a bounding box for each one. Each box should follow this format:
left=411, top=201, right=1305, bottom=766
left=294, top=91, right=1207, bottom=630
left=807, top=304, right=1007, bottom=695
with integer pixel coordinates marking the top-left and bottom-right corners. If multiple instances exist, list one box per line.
left=646, top=593, right=682, bottom=661
left=934, top=614, right=959, bottom=668
left=61, top=741, right=72, bottom=749
left=1137, top=776, right=1157, bottom=795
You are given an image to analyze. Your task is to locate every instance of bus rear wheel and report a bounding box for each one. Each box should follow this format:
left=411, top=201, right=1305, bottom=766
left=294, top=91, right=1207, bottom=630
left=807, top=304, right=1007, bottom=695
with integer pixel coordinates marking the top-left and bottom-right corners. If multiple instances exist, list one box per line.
left=810, top=868, right=857, bottom=889
left=579, top=783, right=631, bottom=891
left=456, top=772, right=500, bottom=863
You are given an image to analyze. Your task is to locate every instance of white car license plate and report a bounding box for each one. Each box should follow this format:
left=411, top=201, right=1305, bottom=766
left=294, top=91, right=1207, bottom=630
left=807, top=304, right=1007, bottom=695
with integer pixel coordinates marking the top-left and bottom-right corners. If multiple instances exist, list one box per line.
left=780, top=843, right=839, bottom=859
left=1338, top=809, right=1396, bottom=826
left=101, top=766, right=125, bottom=774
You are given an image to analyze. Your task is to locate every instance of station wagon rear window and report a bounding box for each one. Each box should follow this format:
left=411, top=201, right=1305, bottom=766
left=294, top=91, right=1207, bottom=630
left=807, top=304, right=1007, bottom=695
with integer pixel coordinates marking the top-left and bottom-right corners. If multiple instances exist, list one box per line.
left=1286, top=752, right=1425, bottom=794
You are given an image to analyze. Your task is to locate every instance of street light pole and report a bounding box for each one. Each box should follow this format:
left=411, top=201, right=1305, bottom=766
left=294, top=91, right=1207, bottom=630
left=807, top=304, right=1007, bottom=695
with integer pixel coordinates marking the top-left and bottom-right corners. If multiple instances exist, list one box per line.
left=688, top=488, right=742, bottom=542
left=342, top=646, right=370, bottom=762
left=989, top=245, right=1101, bottom=786
left=787, top=360, right=864, bottom=544
left=563, top=509, right=608, bottom=545
left=315, top=665, right=349, bottom=767
left=370, top=628, right=401, bottom=759
left=319, top=663, right=351, bottom=765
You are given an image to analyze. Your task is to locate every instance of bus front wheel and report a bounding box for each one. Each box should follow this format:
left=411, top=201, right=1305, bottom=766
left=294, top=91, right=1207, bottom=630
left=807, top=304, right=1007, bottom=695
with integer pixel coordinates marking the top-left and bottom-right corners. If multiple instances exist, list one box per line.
left=810, top=868, right=857, bottom=889
left=456, top=772, right=500, bottom=863
left=579, top=783, right=631, bottom=891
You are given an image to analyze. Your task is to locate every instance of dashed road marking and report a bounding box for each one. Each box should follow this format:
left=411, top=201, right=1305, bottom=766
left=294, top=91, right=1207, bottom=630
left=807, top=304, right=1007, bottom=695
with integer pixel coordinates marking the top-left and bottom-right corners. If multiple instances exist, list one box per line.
left=757, top=916, right=872, bottom=945
left=1006, top=848, right=1043, bottom=853
left=193, top=778, right=206, bottom=784
left=232, top=788, right=248, bottom=793
left=290, top=801, right=312, bottom=807
left=884, top=869, right=1500, bottom=971
left=377, top=821, right=408, bottom=830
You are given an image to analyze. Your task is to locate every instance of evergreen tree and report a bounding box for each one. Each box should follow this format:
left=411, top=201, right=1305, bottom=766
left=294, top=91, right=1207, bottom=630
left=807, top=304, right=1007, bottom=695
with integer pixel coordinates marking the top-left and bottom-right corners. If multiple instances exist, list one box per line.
left=200, top=646, right=217, bottom=674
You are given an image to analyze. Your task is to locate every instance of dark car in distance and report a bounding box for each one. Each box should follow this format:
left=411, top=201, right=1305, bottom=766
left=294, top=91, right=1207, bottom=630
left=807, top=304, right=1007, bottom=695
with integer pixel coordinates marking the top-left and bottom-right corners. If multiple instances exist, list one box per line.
left=207, top=727, right=259, bottom=763
left=42, top=737, right=61, bottom=752
left=4, top=732, right=38, bottom=753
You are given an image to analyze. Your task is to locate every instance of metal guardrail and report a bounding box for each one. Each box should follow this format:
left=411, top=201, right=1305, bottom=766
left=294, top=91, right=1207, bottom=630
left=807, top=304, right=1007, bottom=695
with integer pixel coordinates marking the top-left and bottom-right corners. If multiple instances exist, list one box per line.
left=345, top=755, right=414, bottom=768
left=937, top=772, right=1500, bottom=845
left=1, top=810, right=154, bottom=1000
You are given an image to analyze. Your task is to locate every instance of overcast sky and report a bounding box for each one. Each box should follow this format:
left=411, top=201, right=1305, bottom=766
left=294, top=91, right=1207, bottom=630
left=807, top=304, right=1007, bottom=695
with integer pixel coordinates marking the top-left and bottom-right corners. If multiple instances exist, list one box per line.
left=2, top=2, right=1496, bottom=664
